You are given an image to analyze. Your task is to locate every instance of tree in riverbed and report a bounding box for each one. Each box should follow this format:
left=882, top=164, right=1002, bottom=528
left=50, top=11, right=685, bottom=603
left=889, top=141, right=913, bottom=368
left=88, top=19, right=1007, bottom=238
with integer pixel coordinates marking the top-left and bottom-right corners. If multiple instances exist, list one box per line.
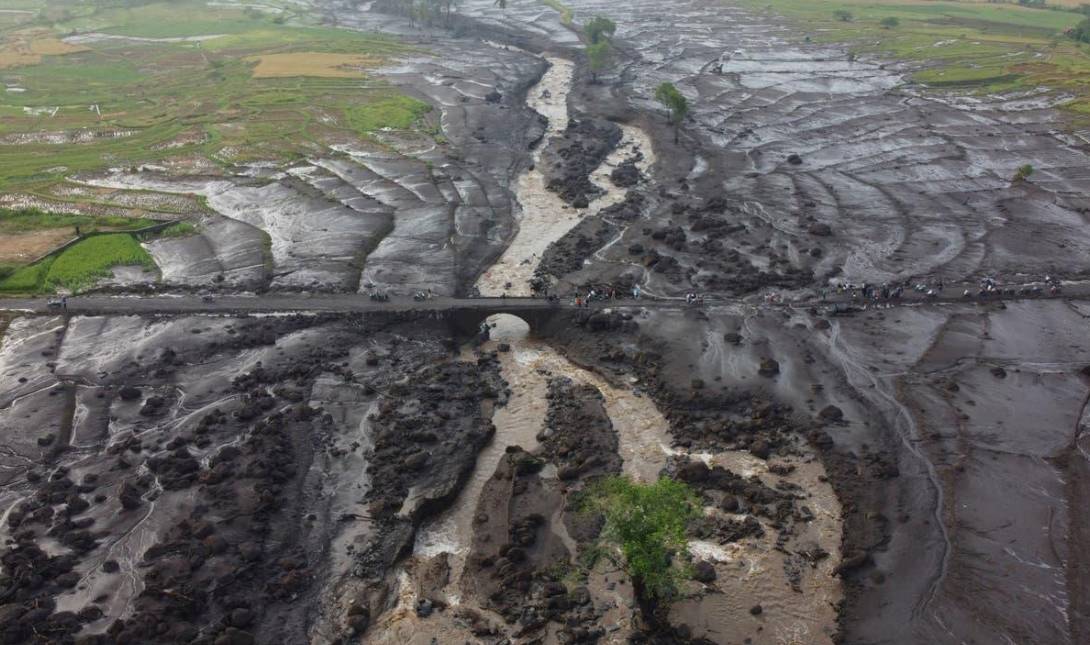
left=880, top=16, right=899, bottom=29
left=582, top=476, right=700, bottom=626
left=586, top=40, right=611, bottom=83
left=585, top=15, right=616, bottom=44
left=654, top=81, right=689, bottom=144
left=584, top=16, right=616, bottom=83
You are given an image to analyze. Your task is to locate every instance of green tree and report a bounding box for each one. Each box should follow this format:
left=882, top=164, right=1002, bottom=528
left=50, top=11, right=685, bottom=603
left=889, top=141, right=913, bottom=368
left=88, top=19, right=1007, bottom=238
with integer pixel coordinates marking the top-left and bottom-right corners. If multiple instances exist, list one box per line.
left=585, top=15, right=616, bottom=44
left=586, top=40, right=611, bottom=82
left=1069, top=18, right=1090, bottom=44
left=654, top=82, right=689, bottom=143
left=880, top=16, right=899, bottom=29
left=833, top=9, right=853, bottom=22
left=582, top=476, right=700, bottom=624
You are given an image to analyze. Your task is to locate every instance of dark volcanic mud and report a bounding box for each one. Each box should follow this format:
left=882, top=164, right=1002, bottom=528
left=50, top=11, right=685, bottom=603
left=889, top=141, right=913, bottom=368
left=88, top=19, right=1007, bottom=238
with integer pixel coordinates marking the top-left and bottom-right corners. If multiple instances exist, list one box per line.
left=0, top=312, right=506, bottom=644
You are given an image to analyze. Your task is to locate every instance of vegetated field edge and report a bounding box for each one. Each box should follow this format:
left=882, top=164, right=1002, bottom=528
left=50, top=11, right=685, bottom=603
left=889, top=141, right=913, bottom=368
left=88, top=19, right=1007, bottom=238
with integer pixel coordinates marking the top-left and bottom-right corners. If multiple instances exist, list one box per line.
left=0, top=232, right=155, bottom=294
left=736, top=0, right=1090, bottom=117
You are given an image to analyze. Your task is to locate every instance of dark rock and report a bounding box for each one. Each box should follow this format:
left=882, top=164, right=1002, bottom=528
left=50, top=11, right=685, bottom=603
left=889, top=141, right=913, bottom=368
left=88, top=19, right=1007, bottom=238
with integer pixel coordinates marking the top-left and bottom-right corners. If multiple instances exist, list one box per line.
left=348, top=612, right=369, bottom=635
left=139, top=395, right=167, bottom=417
left=415, top=598, right=434, bottom=618
left=749, top=439, right=771, bottom=460
left=692, top=560, right=717, bottom=583
left=835, top=550, right=872, bottom=576
left=118, top=386, right=141, bottom=401
left=215, top=627, right=254, bottom=645
left=404, top=452, right=429, bottom=470
left=817, top=405, right=843, bottom=423
left=238, top=541, right=261, bottom=562
left=118, top=482, right=143, bottom=510
left=229, top=608, right=253, bottom=628
left=610, top=160, right=641, bottom=187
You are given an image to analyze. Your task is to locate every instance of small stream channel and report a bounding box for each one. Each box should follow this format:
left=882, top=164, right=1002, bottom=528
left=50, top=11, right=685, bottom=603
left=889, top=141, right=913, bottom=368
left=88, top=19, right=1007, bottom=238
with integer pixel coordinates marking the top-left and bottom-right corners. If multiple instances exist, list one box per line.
left=475, top=55, right=655, bottom=297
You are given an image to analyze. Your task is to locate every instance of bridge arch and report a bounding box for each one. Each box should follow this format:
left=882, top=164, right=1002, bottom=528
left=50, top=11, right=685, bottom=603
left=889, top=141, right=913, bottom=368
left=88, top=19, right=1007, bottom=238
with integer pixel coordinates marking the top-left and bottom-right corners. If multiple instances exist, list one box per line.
left=443, top=305, right=566, bottom=339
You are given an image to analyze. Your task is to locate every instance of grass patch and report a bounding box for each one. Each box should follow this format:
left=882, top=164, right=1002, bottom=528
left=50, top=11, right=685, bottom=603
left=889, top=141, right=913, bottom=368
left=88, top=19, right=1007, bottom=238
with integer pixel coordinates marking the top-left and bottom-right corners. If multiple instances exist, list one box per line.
left=44, top=233, right=153, bottom=292
left=345, top=95, right=432, bottom=133
left=0, top=207, right=152, bottom=234
left=152, top=221, right=198, bottom=238
left=0, top=255, right=54, bottom=293
left=739, top=0, right=1090, bottom=115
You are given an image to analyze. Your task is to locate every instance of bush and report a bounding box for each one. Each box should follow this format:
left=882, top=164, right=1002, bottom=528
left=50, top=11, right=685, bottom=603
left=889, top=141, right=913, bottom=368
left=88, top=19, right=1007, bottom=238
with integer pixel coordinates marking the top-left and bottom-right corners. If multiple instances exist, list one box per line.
left=833, top=9, right=853, bottom=22
left=880, top=16, right=900, bottom=29
left=1013, top=163, right=1035, bottom=182
left=153, top=221, right=199, bottom=238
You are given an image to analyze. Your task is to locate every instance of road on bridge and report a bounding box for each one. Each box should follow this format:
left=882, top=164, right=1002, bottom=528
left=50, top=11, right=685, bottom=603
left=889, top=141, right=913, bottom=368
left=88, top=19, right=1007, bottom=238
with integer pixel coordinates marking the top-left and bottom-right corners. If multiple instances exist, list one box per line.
left=0, top=287, right=1088, bottom=317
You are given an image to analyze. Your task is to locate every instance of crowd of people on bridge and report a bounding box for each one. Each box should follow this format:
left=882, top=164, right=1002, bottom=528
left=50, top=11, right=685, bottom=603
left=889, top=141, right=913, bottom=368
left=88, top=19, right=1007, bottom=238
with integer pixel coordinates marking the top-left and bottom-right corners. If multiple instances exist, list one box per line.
left=824, top=274, right=1063, bottom=306
left=361, top=273, right=1066, bottom=310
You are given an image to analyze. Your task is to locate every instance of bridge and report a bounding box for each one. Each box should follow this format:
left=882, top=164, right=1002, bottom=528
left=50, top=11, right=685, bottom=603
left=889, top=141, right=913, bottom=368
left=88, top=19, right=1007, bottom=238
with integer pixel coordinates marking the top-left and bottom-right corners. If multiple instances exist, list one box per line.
left=0, top=294, right=656, bottom=336
left=1, top=286, right=1087, bottom=334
